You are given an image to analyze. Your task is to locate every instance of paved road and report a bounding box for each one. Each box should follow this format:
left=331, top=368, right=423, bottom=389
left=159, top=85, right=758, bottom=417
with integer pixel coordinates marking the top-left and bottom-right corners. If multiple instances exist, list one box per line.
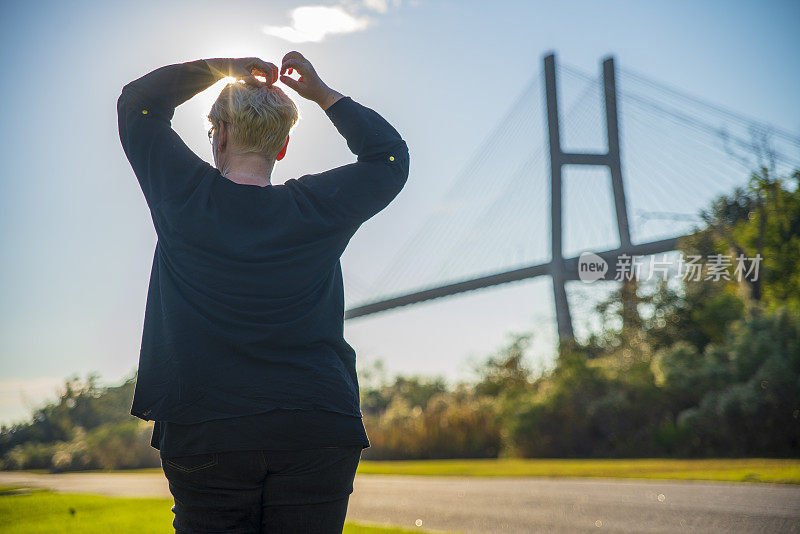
left=1, top=471, right=799, bottom=533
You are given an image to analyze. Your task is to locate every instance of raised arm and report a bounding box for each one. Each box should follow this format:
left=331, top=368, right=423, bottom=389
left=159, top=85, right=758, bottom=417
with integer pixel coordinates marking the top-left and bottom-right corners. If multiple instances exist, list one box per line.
left=279, top=51, right=410, bottom=227
left=117, top=57, right=278, bottom=208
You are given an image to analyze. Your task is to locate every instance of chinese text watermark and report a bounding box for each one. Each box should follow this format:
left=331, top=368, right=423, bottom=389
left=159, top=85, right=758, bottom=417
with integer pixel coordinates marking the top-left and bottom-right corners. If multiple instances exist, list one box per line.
left=578, top=252, right=762, bottom=284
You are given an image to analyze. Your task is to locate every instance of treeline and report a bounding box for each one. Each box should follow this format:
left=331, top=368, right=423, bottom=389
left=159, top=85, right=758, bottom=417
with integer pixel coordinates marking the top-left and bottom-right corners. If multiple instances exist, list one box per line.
left=360, top=306, right=799, bottom=459
left=0, top=373, right=158, bottom=471
left=2, top=168, right=798, bottom=470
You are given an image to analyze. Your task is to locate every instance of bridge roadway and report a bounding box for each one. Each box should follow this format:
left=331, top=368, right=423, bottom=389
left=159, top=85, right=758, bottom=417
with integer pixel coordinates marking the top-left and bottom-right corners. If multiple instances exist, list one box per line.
left=345, top=236, right=682, bottom=319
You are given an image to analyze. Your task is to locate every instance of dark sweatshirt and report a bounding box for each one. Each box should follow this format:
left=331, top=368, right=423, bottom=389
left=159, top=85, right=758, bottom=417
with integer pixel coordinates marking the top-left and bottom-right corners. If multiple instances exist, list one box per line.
left=117, top=59, right=409, bottom=456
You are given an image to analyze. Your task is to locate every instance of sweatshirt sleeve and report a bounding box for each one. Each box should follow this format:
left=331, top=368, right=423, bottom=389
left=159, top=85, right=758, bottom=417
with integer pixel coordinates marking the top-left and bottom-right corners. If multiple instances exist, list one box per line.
left=288, top=96, right=410, bottom=228
left=117, top=60, right=218, bottom=210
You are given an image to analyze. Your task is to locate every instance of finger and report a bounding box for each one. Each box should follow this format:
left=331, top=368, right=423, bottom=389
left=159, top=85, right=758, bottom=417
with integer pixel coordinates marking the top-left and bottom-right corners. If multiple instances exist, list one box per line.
left=280, top=58, right=305, bottom=75
left=269, top=64, right=279, bottom=85
left=242, top=73, right=263, bottom=87
left=282, top=58, right=303, bottom=70
left=279, top=75, right=301, bottom=92
left=251, top=58, right=272, bottom=70
left=282, top=50, right=305, bottom=64
left=250, top=67, right=274, bottom=85
left=251, top=60, right=279, bottom=84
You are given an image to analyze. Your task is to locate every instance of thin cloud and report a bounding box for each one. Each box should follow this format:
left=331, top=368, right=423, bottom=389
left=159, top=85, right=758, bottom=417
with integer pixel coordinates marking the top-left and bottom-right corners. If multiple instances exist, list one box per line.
left=263, top=6, right=370, bottom=43
left=362, top=0, right=389, bottom=13
left=263, top=1, right=404, bottom=43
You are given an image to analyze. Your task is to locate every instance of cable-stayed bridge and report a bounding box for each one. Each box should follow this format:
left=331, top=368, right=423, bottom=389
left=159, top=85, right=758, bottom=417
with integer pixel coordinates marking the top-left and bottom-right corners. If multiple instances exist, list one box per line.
left=343, top=52, right=800, bottom=345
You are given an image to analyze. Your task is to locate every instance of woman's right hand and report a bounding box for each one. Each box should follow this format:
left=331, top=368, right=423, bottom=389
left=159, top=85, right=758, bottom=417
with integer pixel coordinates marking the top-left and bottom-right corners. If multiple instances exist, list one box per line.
left=280, top=51, right=343, bottom=110
left=205, top=57, right=278, bottom=87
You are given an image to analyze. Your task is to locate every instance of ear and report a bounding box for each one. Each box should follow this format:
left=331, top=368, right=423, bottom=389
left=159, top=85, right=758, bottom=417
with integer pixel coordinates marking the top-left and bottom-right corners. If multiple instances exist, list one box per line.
left=276, top=135, right=289, bottom=161
left=218, top=120, right=228, bottom=150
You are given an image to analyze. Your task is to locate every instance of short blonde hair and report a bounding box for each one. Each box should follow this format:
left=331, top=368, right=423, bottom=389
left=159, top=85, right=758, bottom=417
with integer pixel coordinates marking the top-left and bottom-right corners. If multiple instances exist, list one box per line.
left=208, top=82, right=298, bottom=159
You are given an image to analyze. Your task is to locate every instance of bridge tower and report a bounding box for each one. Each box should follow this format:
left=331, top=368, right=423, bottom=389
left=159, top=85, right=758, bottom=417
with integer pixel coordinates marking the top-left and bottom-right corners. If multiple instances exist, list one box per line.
left=544, top=52, right=636, bottom=346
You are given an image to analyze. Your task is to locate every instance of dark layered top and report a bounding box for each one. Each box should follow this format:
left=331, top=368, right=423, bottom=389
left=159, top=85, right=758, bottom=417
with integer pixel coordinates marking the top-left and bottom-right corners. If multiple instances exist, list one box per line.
left=116, top=59, right=409, bottom=455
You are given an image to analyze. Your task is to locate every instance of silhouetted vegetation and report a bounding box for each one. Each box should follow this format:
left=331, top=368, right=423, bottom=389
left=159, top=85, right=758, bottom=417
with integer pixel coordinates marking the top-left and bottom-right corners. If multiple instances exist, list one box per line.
left=2, top=168, right=798, bottom=470
left=0, top=372, right=159, bottom=471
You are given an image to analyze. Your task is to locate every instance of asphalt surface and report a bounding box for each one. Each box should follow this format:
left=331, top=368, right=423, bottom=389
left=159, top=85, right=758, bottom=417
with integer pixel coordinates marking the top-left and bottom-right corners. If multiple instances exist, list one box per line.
left=1, top=471, right=799, bottom=533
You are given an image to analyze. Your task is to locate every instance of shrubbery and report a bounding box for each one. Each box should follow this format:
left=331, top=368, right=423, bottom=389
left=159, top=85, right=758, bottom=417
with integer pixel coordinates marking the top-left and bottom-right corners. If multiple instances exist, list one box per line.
left=0, top=372, right=160, bottom=471
left=358, top=305, right=799, bottom=460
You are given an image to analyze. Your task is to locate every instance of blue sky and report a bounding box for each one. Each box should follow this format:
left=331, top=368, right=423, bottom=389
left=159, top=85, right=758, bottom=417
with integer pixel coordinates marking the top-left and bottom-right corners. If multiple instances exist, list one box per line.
left=1, top=0, right=798, bottom=426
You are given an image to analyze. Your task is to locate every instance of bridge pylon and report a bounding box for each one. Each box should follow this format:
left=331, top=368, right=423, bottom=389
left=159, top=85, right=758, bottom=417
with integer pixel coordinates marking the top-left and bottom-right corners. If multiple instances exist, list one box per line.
left=544, top=52, right=637, bottom=347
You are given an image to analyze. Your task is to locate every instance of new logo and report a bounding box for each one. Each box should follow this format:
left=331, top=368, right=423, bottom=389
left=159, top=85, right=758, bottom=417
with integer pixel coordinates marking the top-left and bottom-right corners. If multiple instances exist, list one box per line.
left=578, top=252, right=608, bottom=283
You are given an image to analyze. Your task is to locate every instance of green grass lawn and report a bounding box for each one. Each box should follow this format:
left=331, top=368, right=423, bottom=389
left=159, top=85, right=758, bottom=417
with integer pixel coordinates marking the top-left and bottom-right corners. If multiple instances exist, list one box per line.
left=354, top=457, right=800, bottom=484
left=37, top=457, right=800, bottom=484
left=0, top=487, right=435, bottom=534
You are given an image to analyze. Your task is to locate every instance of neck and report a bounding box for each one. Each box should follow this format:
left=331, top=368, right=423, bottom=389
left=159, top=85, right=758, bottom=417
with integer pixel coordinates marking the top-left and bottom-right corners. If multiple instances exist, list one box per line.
left=220, top=152, right=274, bottom=186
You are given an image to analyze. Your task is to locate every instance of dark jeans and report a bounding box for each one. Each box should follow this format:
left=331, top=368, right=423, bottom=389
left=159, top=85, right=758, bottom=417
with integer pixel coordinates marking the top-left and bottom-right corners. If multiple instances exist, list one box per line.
left=161, top=446, right=363, bottom=533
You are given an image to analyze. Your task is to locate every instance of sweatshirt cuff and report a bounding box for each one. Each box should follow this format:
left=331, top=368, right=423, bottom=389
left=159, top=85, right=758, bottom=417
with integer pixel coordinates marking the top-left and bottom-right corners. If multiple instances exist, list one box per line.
left=324, top=96, right=355, bottom=120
